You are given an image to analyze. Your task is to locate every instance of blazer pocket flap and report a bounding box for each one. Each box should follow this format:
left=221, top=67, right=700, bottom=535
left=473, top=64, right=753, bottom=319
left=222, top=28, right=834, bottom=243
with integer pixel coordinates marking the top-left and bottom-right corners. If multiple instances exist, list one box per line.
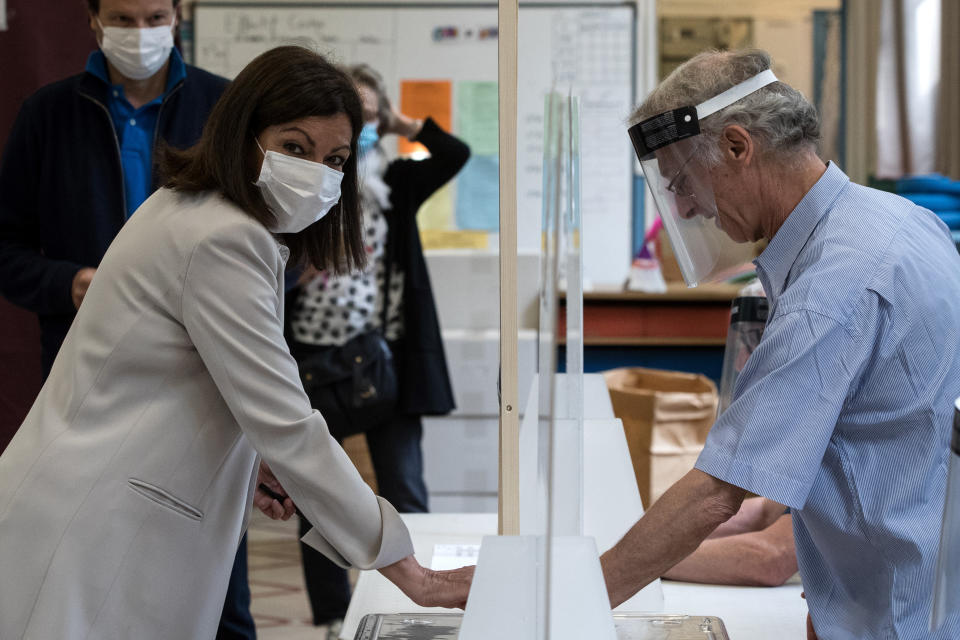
left=128, top=478, right=204, bottom=521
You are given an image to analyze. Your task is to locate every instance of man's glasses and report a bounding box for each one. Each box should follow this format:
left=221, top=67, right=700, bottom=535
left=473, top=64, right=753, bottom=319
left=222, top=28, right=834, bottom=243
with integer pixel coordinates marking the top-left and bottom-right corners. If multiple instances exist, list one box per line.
left=665, top=146, right=700, bottom=199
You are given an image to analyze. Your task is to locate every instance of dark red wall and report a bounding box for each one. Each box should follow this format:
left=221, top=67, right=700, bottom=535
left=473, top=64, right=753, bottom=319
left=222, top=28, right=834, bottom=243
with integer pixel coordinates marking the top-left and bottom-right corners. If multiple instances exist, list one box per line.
left=0, top=0, right=95, bottom=452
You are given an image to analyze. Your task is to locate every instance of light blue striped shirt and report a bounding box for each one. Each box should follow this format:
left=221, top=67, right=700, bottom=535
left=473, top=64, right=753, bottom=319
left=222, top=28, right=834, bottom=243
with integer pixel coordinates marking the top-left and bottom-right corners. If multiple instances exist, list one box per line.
left=696, top=162, right=960, bottom=639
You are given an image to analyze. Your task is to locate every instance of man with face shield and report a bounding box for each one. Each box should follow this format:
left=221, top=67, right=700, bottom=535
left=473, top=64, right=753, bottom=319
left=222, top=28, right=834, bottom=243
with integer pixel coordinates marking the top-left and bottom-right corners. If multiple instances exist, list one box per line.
left=601, top=49, right=960, bottom=639
left=629, top=70, right=777, bottom=285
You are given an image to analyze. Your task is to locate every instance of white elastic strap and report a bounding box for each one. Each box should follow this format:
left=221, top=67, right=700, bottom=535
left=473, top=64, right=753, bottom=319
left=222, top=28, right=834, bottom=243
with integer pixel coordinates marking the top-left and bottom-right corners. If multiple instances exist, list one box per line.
left=695, top=69, right=779, bottom=120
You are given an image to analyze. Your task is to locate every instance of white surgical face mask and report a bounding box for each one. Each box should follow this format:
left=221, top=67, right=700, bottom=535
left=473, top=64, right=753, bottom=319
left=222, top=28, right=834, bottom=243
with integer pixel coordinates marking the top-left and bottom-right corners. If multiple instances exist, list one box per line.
left=97, top=18, right=175, bottom=81
left=255, top=142, right=344, bottom=234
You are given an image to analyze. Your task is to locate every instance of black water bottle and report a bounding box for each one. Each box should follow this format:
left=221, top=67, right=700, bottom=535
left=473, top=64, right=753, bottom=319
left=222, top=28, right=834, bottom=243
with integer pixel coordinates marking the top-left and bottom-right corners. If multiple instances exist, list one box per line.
left=717, top=296, right=768, bottom=417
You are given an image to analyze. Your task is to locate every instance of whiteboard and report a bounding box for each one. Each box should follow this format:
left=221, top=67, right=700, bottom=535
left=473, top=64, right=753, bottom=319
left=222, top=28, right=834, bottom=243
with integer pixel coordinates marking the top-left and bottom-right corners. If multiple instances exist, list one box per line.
left=192, top=2, right=635, bottom=287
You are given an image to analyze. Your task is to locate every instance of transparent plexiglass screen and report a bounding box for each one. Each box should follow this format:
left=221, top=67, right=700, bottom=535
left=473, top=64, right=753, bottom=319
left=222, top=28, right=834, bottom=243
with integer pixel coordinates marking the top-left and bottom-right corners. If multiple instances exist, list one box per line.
left=537, top=91, right=585, bottom=535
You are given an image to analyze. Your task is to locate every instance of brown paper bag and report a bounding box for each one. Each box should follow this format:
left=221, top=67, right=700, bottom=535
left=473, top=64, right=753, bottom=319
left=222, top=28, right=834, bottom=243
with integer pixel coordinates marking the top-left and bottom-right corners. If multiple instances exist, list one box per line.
left=342, top=433, right=379, bottom=493
left=604, top=367, right=718, bottom=508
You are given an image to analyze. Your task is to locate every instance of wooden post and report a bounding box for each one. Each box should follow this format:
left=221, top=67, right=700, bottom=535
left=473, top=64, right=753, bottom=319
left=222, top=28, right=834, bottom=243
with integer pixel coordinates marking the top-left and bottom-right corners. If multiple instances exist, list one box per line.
left=498, top=0, right=520, bottom=536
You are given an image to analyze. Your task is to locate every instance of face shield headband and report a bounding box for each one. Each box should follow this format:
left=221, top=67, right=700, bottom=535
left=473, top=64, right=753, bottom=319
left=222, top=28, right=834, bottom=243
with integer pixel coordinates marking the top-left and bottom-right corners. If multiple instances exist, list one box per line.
left=628, top=69, right=778, bottom=286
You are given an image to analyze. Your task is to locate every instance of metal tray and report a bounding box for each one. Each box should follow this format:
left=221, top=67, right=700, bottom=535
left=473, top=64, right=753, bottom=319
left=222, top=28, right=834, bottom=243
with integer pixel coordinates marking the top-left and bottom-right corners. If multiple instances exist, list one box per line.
left=353, top=612, right=729, bottom=639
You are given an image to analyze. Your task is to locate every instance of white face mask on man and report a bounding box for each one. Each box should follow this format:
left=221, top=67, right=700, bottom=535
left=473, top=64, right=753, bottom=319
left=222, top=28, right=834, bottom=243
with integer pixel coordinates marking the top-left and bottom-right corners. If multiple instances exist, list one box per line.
left=97, top=18, right=175, bottom=81
left=255, top=141, right=344, bottom=234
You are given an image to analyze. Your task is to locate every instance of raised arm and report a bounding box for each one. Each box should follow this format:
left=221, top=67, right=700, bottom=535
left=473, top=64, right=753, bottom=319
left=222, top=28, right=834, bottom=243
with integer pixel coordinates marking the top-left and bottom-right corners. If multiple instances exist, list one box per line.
left=383, top=116, right=470, bottom=210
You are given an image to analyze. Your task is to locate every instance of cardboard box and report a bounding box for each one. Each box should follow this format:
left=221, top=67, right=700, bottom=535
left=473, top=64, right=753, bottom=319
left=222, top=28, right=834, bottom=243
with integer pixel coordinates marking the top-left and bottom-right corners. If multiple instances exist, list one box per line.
left=421, top=416, right=499, bottom=495
left=429, top=494, right=498, bottom=513
left=425, top=249, right=540, bottom=330
left=442, top=329, right=537, bottom=416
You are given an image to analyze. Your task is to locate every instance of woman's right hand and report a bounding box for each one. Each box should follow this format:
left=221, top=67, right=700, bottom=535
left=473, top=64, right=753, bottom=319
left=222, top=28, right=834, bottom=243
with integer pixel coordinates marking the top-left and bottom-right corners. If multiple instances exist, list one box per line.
left=254, top=462, right=296, bottom=520
left=378, top=554, right=475, bottom=609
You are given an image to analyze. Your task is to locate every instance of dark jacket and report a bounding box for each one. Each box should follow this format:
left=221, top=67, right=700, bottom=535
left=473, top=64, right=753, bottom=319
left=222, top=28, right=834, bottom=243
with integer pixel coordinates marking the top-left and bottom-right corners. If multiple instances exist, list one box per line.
left=382, top=118, right=470, bottom=415
left=0, top=61, right=228, bottom=375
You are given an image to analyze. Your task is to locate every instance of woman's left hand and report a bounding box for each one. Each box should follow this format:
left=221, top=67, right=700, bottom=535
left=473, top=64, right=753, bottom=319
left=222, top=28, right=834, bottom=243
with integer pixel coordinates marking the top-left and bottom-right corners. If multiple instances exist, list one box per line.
left=254, top=462, right=297, bottom=520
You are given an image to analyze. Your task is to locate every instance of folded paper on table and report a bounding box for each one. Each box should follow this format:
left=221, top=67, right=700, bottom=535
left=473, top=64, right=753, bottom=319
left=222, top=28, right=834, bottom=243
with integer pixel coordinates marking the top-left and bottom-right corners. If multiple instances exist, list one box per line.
left=430, top=543, right=481, bottom=571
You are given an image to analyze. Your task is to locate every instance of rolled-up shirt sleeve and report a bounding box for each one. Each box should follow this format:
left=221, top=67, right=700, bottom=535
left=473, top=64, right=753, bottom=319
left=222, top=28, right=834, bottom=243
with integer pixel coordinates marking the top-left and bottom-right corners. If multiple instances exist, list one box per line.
left=696, top=305, right=870, bottom=510
left=181, top=221, right=414, bottom=569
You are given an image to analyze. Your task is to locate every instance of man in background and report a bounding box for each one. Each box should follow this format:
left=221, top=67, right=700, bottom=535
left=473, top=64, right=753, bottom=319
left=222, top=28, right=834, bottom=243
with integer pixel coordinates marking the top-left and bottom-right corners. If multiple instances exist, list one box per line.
left=0, top=0, right=224, bottom=377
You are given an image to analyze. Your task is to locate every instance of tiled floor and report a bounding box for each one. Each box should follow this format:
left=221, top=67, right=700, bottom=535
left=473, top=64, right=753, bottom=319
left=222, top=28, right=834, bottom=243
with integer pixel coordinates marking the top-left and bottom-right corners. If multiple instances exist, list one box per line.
left=247, top=510, right=354, bottom=640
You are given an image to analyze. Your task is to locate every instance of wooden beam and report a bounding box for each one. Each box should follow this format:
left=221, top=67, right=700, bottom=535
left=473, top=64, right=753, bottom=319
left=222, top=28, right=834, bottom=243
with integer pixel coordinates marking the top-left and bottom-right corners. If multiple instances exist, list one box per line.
left=498, top=0, right=520, bottom=537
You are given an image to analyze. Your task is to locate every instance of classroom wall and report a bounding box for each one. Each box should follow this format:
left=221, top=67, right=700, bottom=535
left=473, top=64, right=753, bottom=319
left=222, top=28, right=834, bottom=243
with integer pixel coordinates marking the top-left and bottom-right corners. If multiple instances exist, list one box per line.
left=657, top=0, right=842, bottom=100
left=0, top=0, right=97, bottom=452
left=185, top=0, right=643, bottom=288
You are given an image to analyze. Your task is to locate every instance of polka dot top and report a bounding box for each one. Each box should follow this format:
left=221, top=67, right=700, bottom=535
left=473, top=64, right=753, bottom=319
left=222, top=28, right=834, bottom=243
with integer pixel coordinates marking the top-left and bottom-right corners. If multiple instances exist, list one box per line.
left=290, top=205, right=404, bottom=346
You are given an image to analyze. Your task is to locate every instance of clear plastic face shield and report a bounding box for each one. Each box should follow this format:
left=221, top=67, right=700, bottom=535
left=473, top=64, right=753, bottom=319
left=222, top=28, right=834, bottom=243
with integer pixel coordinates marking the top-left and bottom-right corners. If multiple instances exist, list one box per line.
left=628, top=69, right=779, bottom=286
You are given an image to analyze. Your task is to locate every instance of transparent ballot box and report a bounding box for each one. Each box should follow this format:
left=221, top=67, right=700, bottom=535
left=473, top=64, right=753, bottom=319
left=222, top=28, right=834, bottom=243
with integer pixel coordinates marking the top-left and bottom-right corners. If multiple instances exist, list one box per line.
left=353, top=613, right=729, bottom=640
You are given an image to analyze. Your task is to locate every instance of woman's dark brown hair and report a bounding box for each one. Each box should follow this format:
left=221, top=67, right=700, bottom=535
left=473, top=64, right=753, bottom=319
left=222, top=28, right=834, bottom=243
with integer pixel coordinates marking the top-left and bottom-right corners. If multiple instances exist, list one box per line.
left=162, top=46, right=365, bottom=272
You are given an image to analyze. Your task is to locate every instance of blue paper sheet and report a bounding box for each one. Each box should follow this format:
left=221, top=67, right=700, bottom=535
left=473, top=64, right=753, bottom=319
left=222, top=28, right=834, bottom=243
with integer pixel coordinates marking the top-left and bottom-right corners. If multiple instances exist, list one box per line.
left=455, top=154, right=500, bottom=231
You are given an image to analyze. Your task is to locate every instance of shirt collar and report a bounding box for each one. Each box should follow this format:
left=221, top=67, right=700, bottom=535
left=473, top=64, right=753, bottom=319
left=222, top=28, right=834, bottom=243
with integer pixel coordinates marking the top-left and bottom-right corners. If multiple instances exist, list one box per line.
left=753, top=161, right=849, bottom=301
left=84, top=47, right=187, bottom=96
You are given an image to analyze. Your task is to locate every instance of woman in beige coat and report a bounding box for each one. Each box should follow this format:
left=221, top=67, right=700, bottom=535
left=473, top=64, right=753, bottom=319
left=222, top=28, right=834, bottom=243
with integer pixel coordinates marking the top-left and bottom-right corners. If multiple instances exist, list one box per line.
left=0, top=46, right=472, bottom=639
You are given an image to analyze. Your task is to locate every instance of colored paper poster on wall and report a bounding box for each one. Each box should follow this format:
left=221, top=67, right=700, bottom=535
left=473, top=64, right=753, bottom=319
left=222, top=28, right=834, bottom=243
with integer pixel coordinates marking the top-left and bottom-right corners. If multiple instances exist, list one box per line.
left=455, top=155, right=499, bottom=231
left=456, top=81, right=498, bottom=156
left=420, top=229, right=489, bottom=250
left=416, top=182, right=454, bottom=230
left=0, top=0, right=6, bottom=30
left=398, top=80, right=452, bottom=156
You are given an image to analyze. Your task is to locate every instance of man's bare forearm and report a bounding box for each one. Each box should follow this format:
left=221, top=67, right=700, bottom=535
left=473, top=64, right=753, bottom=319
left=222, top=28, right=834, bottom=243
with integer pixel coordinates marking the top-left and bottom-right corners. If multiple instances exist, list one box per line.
left=600, top=469, right=746, bottom=608
left=663, top=514, right=796, bottom=586
left=709, top=496, right=787, bottom=539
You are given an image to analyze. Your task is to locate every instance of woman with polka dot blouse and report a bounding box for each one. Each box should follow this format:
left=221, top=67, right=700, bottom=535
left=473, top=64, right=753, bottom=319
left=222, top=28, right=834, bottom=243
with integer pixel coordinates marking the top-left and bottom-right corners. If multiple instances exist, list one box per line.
left=287, top=63, right=470, bottom=633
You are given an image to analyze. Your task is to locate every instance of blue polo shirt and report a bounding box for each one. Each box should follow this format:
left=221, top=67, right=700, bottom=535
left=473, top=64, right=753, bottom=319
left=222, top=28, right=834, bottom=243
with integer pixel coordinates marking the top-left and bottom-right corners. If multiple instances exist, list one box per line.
left=85, top=49, right=187, bottom=217
left=696, top=162, right=960, bottom=638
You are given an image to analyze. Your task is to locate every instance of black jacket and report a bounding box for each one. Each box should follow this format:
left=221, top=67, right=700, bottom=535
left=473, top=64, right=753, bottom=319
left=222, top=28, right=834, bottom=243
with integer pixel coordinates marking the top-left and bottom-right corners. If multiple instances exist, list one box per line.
left=0, top=62, right=228, bottom=374
left=383, top=118, right=470, bottom=415
left=288, top=119, right=470, bottom=416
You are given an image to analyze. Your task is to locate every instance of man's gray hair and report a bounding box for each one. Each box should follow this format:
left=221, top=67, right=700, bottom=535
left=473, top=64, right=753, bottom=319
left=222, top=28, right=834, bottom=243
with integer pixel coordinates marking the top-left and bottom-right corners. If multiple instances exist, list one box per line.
left=631, top=49, right=820, bottom=166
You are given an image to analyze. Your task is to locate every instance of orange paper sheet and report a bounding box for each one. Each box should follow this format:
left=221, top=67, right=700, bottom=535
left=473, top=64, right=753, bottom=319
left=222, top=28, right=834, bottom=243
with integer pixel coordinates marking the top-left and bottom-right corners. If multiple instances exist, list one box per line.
left=398, top=80, right=452, bottom=156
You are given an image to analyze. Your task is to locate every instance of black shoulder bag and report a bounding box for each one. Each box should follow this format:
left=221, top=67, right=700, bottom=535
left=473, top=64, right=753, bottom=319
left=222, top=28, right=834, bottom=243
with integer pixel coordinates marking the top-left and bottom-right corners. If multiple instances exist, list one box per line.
left=296, top=261, right=398, bottom=440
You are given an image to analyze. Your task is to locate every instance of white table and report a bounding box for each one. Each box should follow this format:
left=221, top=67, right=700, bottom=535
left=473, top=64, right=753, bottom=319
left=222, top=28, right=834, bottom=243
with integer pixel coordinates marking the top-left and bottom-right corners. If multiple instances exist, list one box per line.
left=661, top=579, right=806, bottom=638
left=341, top=513, right=808, bottom=639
